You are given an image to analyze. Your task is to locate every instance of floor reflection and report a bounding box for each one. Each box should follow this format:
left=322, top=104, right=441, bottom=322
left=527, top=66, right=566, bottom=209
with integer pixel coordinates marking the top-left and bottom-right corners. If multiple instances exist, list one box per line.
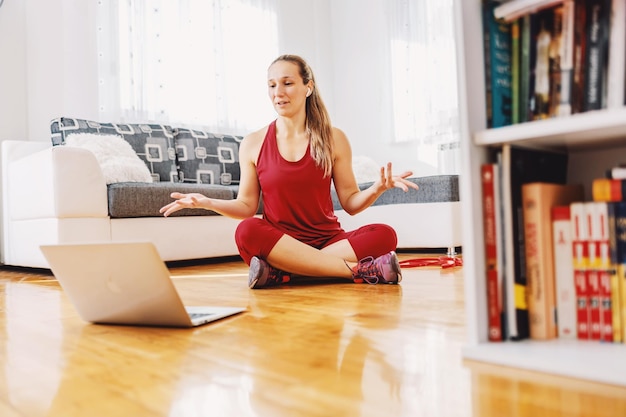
left=467, top=361, right=626, bottom=417
left=45, top=321, right=200, bottom=416
left=1, top=283, right=63, bottom=417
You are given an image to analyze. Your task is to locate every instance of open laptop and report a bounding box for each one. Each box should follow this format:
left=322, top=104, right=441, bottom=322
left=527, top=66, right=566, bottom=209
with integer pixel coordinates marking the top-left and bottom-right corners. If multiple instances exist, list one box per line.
left=40, top=242, right=246, bottom=328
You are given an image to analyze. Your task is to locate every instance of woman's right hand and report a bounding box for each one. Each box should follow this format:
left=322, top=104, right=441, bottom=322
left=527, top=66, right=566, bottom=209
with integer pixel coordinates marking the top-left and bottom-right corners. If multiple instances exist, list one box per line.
left=159, top=192, right=210, bottom=217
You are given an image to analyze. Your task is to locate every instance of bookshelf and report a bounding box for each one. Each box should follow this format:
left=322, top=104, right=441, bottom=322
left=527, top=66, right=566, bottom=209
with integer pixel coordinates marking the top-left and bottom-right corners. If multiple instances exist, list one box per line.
left=454, top=0, right=626, bottom=387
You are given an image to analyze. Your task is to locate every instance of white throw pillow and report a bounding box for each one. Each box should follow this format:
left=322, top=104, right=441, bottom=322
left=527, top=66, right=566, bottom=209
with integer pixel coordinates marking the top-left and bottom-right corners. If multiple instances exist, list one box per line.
left=65, top=133, right=154, bottom=184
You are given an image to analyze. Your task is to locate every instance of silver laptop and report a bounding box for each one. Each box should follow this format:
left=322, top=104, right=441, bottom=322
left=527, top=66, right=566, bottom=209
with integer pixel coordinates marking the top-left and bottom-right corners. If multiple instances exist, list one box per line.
left=40, top=242, right=246, bottom=328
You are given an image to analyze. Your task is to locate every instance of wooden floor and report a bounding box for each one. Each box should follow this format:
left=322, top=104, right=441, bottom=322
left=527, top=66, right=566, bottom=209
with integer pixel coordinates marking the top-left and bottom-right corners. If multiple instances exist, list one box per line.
left=0, top=253, right=625, bottom=417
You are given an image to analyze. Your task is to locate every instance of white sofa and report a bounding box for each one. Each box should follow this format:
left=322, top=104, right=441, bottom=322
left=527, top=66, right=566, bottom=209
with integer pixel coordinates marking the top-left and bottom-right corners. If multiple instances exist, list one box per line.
left=1, top=137, right=462, bottom=269
left=1, top=140, right=244, bottom=268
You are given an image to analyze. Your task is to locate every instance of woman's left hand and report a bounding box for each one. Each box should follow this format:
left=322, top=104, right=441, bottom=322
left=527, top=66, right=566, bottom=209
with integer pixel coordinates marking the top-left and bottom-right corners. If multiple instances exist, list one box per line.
left=378, top=162, right=420, bottom=192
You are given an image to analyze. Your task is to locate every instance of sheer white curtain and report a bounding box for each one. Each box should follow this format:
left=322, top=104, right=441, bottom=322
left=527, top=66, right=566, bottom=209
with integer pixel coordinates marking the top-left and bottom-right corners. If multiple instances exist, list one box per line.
left=97, top=0, right=279, bottom=133
left=387, top=0, right=460, bottom=169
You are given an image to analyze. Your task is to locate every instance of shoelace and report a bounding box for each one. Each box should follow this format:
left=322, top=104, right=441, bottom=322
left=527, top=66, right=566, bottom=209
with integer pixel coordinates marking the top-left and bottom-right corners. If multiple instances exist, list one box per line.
left=398, top=256, right=463, bottom=269
left=354, top=256, right=381, bottom=284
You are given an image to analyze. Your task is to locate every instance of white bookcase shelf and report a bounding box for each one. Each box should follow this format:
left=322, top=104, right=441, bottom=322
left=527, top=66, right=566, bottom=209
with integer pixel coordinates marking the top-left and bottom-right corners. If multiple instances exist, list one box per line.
left=474, top=107, right=626, bottom=150
left=463, top=339, right=626, bottom=387
left=454, top=0, right=626, bottom=386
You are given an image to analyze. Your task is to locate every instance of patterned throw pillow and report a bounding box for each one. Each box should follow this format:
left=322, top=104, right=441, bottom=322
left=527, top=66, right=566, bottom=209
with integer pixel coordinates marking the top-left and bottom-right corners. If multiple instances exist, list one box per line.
left=50, top=117, right=179, bottom=182
left=174, top=128, right=243, bottom=185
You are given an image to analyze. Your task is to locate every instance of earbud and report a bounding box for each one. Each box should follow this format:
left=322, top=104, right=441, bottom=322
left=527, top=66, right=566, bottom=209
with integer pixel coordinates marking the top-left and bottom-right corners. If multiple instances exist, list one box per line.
left=306, top=88, right=312, bottom=97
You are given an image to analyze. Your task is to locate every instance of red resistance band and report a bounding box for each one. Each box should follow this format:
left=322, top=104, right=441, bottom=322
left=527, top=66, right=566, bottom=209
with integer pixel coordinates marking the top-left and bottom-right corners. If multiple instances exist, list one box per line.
left=398, top=256, right=463, bottom=269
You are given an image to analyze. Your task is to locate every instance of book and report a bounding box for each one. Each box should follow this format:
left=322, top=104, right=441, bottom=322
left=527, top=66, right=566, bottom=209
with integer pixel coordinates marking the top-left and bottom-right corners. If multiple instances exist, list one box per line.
left=587, top=267, right=602, bottom=340
left=611, top=202, right=626, bottom=342
left=571, top=0, right=587, bottom=114
left=520, top=14, right=533, bottom=122
left=548, top=4, right=564, bottom=118
left=586, top=202, right=606, bottom=341
left=571, top=201, right=590, bottom=339
left=592, top=201, right=614, bottom=342
left=483, top=1, right=494, bottom=128
left=481, top=163, right=505, bottom=341
left=530, top=7, right=555, bottom=120
left=483, top=1, right=513, bottom=128
left=592, top=178, right=626, bottom=202
left=552, top=205, right=577, bottom=338
left=550, top=0, right=575, bottom=117
left=606, top=0, right=626, bottom=108
left=494, top=0, right=565, bottom=22
left=527, top=12, right=542, bottom=120
left=496, top=152, right=509, bottom=340
left=501, top=145, right=568, bottom=340
left=598, top=254, right=615, bottom=342
left=511, top=19, right=521, bottom=124
left=583, top=0, right=611, bottom=111
left=522, top=182, right=583, bottom=339
left=607, top=202, right=623, bottom=342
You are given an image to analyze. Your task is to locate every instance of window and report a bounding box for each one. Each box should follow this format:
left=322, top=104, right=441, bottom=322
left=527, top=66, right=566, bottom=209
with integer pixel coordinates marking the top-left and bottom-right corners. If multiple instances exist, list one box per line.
left=97, top=0, right=279, bottom=133
left=389, top=0, right=460, bottom=147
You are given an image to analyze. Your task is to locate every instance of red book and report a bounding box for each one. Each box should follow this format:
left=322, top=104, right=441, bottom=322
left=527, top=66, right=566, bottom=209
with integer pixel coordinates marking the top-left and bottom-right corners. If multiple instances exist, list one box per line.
left=571, top=202, right=589, bottom=339
left=586, top=202, right=607, bottom=341
left=587, top=269, right=602, bottom=340
left=599, top=270, right=613, bottom=342
left=481, top=163, right=503, bottom=341
left=591, top=202, right=613, bottom=342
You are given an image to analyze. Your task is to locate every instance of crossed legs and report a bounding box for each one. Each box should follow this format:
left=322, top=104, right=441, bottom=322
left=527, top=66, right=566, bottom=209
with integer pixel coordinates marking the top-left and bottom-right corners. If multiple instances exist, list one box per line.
left=264, top=234, right=356, bottom=279
left=235, top=217, right=398, bottom=280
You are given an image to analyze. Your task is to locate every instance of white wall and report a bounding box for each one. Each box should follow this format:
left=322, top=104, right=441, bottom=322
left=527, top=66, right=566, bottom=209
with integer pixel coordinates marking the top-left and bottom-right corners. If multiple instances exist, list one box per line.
left=0, top=0, right=98, bottom=143
left=26, top=0, right=99, bottom=141
left=0, top=0, right=27, bottom=141
left=329, top=0, right=444, bottom=175
left=275, top=0, right=335, bottom=117
left=1, top=0, right=449, bottom=175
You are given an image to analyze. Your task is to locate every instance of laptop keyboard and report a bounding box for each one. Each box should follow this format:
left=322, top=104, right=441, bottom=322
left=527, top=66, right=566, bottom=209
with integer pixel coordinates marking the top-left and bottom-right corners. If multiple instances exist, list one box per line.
left=189, top=312, right=216, bottom=319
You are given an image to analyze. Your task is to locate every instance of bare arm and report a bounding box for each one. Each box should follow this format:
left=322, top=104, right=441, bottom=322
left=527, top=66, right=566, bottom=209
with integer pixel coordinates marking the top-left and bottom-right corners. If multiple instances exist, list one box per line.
left=160, top=130, right=264, bottom=218
left=332, top=128, right=419, bottom=216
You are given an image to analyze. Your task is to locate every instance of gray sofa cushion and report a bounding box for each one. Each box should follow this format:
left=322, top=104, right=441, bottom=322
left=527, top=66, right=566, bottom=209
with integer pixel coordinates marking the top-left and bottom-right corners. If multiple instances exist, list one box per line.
left=108, top=182, right=236, bottom=218
left=332, top=175, right=459, bottom=210
left=174, top=128, right=243, bottom=186
left=50, top=117, right=179, bottom=182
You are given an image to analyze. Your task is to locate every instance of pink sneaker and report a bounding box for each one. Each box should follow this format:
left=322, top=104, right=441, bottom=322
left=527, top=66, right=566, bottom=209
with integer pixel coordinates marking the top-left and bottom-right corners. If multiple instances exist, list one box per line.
left=248, top=256, right=291, bottom=289
left=352, top=251, right=402, bottom=284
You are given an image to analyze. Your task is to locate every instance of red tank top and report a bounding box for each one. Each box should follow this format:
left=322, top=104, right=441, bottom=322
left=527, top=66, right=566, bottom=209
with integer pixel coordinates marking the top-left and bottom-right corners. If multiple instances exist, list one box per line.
left=256, top=120, right=343, bottom=247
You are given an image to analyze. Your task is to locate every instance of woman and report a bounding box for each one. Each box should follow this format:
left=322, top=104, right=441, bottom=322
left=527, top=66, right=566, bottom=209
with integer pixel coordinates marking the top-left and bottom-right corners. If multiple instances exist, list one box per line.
left=160, top=54, right=419, bottom=289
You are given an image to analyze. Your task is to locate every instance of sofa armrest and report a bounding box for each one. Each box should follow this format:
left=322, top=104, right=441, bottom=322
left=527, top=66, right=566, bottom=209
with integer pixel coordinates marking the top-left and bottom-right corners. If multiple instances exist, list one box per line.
left=3, top=141, right=109, bottom=220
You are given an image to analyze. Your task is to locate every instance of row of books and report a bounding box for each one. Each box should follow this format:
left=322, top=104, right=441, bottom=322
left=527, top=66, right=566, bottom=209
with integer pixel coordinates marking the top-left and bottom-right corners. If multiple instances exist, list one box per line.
left=481, top=144, right=626, bottom=342
left=482, top=0, right=626, bottom=128
left=552, top=200, right=626, bottom=342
